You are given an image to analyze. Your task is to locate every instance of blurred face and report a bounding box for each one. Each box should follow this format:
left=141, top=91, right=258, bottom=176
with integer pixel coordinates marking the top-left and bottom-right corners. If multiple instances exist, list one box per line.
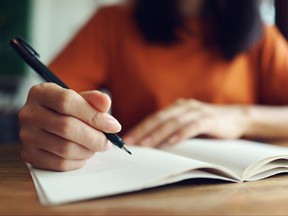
left=179, top=0, right=205, bottom=17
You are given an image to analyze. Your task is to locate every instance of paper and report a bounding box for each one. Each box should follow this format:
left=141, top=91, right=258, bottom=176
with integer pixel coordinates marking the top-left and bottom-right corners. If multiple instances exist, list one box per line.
left=28, top=139, right=288, bottom=206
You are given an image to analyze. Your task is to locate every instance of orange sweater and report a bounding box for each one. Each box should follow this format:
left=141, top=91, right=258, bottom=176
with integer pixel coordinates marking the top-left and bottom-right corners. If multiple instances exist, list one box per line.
left=50, top=4, right=288, bottom=134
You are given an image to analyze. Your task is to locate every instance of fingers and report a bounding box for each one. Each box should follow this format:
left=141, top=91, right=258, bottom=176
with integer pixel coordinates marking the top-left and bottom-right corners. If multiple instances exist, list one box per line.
left=124, top=98, right=248, bottom=147
left=126, top=112, right=207, bottom=147
left=21, top=147, right=86, bottom=171
left=19, top=83, right=120, bottom=171
left=24, top=104, right=110, bottom=152
left=80, top=90, right=111, bottom=113
left=168, top=116, right=212, bottom=144
left=28, top=83, right=121, bottom=133
left=124, top=99, right=205, bottom=146
left=124, top=99, right=212, bottom=147
left=20, top=128, right=95, bottom=160
left=144, top=113, right=208, bottom=146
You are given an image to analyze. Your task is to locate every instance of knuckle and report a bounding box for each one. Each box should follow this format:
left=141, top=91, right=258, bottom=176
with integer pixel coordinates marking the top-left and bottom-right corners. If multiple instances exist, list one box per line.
left=170, top=116, right=183, bottom=126
left=57, top=117, right=73, bottom=136
left=19, top=129, right=29, bottom=143
left=55, top=159, right=85, bottom=172
left=154, top=124, right=171, bottom=138
left=18, top=107, right=28, bottom=122
left=155, top=118, right=183, bottom=137
left=154, top=111, right=166, bottom=122
left=57, top=142, right=74, bottom=158
left=39, top=82, right=57, bottom=90
left=189, top=98, right=198, bottom=103
left=56, top=89, right=76, bottom=113
left=18, top=106, right=33, bottom=123
left=55, top=159, right=71, bottom=172
left=188, top=99, right=202, bottom=108
left=85, top=151, right=95, bottom=159
left=175, top=98, right=187, bottom=105
left=27, top=85, right=41, bottom=100
left=28, top=83, right=52, bottom=101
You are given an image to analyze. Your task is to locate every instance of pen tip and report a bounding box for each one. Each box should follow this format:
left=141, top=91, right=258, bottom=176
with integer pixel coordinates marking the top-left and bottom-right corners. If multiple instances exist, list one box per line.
left=123, top=145, right=132, bottom=155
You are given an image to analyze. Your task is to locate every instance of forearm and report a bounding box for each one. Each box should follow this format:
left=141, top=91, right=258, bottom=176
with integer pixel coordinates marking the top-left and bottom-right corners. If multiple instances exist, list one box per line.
left=244, top=105, right=288, bottom=139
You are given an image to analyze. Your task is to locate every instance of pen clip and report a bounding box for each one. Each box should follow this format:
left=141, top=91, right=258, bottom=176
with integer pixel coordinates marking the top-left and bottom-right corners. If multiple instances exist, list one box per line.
left=16, top=36, right=40, bottom=58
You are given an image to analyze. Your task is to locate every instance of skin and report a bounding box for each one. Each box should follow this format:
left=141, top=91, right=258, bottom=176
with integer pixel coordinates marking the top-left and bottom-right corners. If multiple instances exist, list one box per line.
left=19, top=0, right=288, bottom=171
left=122, top=0, right=288, bottom=146
left=19, top=83, right=120, bottom=171
left=123, top=99, right=288, bottom=147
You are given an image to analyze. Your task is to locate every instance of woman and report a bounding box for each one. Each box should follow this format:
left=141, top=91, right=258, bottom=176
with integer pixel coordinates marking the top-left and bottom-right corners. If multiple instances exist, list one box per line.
left=19, top=0, right=288, bottom=171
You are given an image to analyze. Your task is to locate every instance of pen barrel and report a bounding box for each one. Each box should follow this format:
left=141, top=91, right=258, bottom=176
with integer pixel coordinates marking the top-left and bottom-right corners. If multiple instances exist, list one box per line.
left=104, top=133, right=124, bottom=149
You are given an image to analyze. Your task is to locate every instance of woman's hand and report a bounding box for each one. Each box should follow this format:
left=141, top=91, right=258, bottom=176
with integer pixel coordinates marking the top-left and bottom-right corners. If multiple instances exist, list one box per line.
left=124, top=99, right=250, bottom=147
left=19, top=83, right=121, bottom=171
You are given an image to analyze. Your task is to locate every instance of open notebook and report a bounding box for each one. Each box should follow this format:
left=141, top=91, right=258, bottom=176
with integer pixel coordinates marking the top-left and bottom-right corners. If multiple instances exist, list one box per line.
left=28, top=139, right=288, bottom=206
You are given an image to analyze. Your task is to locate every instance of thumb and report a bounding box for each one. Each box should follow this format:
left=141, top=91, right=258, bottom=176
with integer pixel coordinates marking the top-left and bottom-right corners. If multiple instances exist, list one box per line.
left=80, top=90, right=111, bottom=113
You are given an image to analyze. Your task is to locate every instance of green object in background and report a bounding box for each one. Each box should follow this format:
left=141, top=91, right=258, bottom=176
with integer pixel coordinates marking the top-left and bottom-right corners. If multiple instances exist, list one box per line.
left=0, top=0, right=30, bottom=144
left=0, top=0, right=30, bottom=76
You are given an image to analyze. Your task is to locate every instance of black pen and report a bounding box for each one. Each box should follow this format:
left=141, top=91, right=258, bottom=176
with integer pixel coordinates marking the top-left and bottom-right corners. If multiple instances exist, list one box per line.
left=10, top=36, right=131, bottom=155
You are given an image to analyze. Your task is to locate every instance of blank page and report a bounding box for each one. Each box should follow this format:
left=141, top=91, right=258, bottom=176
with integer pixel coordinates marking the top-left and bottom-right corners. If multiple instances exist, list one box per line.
left=30, top=145, right=218, bottom=205
left=161, top=139, right=288, bottom=177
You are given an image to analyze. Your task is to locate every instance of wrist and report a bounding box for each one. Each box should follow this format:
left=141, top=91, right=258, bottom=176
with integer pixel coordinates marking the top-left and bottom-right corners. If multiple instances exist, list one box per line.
left=241, top=105, right=288, bottom=139
left=241, top=105, right=255, bottom=138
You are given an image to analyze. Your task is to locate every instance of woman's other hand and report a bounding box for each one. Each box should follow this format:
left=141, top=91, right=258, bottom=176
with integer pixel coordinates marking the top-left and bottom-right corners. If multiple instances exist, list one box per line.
left=124, top=99, right=250, bottom=147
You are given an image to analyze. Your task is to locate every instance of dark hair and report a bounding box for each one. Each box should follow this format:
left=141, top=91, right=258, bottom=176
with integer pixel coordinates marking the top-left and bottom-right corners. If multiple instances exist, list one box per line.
left=134, top=0, right=263, bottom=60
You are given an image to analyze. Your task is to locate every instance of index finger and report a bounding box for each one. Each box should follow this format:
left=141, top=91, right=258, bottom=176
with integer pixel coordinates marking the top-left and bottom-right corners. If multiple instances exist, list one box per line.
left=28, top=83, right=121, bottom=133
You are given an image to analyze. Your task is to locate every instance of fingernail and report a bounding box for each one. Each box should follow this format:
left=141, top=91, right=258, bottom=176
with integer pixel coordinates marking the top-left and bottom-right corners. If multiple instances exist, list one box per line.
left=105, top=115, right=121, bottom=132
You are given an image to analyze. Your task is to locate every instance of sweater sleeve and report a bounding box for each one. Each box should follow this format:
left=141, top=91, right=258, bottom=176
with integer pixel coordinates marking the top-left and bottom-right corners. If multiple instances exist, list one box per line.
left=257, top=26, right=288, bottom=105
left=49, top=7, right=111, bottom=92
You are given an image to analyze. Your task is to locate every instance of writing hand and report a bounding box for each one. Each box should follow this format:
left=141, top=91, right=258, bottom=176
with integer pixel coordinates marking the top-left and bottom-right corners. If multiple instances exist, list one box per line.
left=19, top=83, right=121, bottom=171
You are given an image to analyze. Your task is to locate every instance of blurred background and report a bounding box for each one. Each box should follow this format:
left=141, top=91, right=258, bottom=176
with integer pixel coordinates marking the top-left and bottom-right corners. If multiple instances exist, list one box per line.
left=0, top=0, right=286, bottom=144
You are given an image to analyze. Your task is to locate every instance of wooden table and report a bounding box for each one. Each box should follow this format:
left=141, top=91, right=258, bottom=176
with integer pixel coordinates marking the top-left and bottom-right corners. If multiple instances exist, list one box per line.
left=2, top=143, right=288, bottom=215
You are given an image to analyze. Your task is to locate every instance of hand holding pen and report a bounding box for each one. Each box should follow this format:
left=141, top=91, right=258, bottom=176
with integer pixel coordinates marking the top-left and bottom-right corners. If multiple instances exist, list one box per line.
left=11, top=37, right=131, bottom=172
